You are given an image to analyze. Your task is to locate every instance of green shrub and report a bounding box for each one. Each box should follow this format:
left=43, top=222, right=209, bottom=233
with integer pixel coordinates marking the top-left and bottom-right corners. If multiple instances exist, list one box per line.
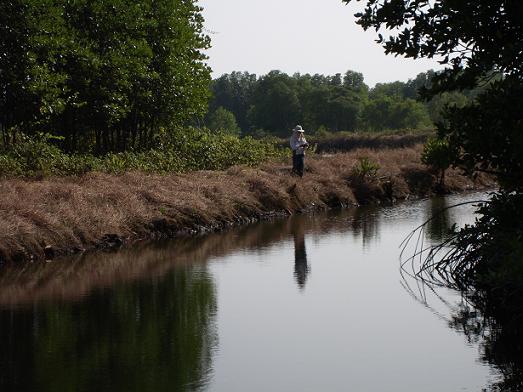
left=421, top=137, right=455, bottom=188
left=0, top=128, right=287, bottom=178
left=0, top=154, right=23, bottom=176
left=352, top=157, right=380, bottom=179
left=0, top=134, right=67, bottom=176
left=206, top=107, right=241, bottom=135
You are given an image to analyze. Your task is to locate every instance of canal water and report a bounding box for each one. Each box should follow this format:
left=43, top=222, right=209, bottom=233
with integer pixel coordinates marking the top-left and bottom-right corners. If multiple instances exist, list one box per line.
left=0, top=192, right=504, bottom=391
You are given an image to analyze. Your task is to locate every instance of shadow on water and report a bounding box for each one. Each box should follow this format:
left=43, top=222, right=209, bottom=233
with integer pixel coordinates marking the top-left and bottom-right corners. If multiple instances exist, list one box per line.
left=448, top=301, right=523, bottom=392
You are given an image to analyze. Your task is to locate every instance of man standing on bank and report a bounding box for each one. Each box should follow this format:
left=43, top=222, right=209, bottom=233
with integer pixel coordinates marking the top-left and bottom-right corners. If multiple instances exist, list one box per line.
left=289, top=125, right=309, bottom=177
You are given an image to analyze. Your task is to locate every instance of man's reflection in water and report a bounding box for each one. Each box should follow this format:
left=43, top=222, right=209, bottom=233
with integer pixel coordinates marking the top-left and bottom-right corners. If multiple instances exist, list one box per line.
left=292, top=219, right=309, bottom=290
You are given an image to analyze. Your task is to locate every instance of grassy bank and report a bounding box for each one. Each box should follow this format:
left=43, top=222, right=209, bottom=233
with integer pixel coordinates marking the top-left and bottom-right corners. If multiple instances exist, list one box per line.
left=0, top=143, right=494, bottom=264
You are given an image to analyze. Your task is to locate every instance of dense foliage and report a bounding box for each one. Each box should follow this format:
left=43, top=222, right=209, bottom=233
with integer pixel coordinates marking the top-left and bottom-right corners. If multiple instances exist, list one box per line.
left=0, top=129, right=286, bottom=177
left=206, top=70, right=443, bottom=137
left=0, top=0, right=211, bottom=153
left=206, top=107, right=240, bottom=135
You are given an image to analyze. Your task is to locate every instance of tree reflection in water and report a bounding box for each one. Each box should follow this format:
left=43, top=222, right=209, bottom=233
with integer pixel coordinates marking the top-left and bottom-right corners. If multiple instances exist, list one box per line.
left=0, top=264, right=217, bottom=392
left=348, top=206, right=380, bottom=249
left=448, top=297, right=523, bottom=391
left=425, top=196, right=452, bottom=242
left=0, top=205, right=387, bottom=390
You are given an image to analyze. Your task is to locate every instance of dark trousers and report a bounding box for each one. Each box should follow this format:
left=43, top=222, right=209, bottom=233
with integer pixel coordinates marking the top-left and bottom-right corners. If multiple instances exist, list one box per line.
left=292, top=151, right=304, bottom=177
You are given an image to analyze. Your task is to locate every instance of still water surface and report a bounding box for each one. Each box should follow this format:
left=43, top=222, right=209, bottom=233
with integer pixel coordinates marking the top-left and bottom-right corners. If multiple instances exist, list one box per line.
left=0, top=192, right=502, bottom=391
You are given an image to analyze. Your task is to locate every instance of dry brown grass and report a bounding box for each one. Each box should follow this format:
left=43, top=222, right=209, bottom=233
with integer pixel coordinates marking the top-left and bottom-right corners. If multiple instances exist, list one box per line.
left=312, top=132, right=431, bottom=153
left=0, top=144, right=495, bottom=263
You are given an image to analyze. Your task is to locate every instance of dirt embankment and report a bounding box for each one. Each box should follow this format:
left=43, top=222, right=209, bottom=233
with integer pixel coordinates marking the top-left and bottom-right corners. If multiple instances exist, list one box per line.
left=0, top=145, right=494, bottom=263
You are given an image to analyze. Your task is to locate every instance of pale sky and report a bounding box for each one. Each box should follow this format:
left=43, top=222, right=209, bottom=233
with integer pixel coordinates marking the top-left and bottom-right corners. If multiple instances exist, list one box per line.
left=199, top=0, right=443, bottom=87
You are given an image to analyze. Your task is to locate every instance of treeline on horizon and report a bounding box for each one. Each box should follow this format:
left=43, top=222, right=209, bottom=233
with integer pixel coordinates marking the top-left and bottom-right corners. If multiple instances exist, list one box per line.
left=204, top=69, right=479, bottom=137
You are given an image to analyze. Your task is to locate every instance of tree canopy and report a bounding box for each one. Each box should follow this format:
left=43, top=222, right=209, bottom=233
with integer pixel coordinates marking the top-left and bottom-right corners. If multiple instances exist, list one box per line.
left=0, top=0, right=211, bottom=153
left=346, top=0, right=522, bottom=91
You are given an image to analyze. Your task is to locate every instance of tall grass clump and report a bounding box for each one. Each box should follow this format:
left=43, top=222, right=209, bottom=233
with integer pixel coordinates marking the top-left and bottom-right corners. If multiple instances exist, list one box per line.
left=0, top=128, right=287, bottom=178
left=351, top=157, right=380, bottom=179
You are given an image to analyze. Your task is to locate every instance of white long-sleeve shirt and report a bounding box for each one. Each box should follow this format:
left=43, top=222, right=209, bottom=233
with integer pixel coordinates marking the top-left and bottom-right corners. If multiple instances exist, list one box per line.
left=290, top=133, right=308, bottom=155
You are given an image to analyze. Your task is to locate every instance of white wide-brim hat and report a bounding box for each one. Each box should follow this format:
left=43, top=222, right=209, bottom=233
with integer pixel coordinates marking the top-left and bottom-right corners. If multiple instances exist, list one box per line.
left=293, top=125, right=305, bottom=132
